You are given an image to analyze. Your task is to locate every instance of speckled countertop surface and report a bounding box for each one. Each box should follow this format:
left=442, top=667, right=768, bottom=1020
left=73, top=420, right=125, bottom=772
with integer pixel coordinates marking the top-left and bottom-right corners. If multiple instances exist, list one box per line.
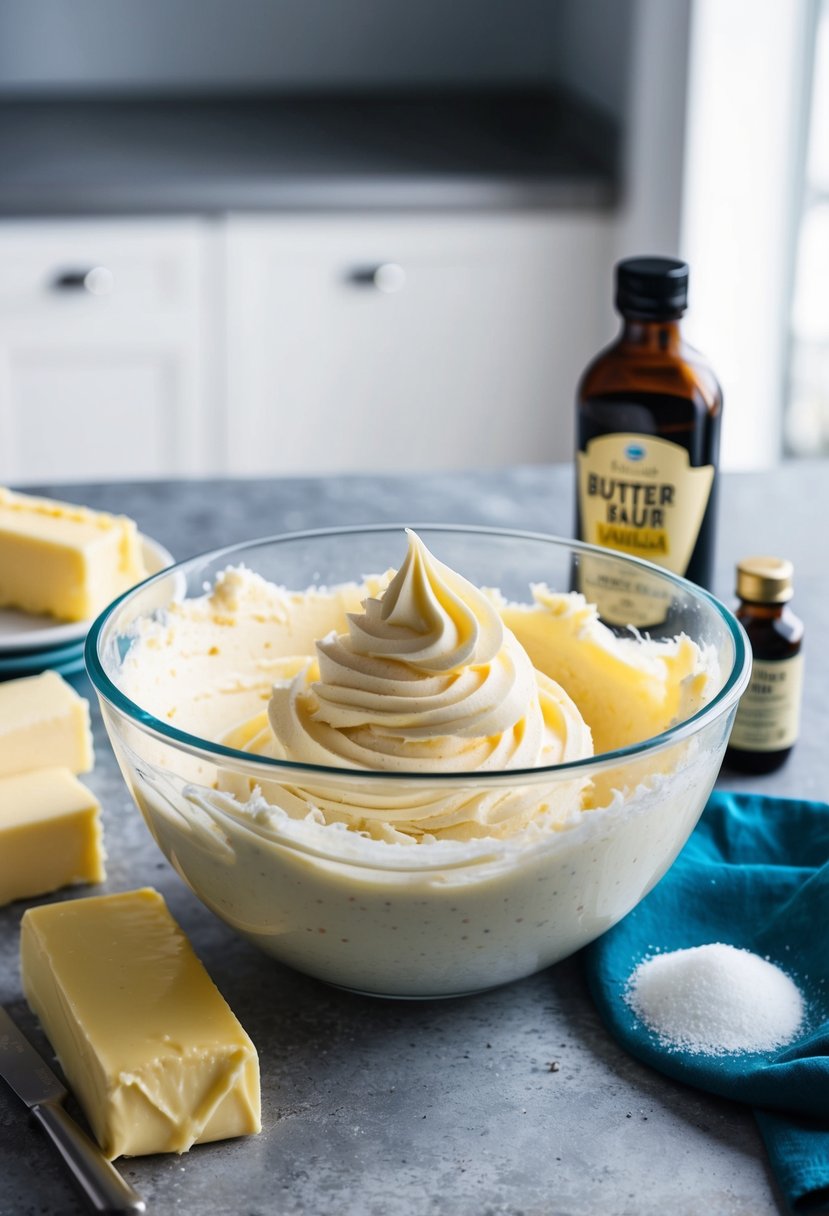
left=1, top=463, right=825, bottom=1216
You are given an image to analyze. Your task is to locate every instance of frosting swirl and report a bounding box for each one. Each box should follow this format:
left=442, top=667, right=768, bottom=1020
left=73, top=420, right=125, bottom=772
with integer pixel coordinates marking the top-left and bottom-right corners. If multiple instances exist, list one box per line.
left=266, top=531, right=592, bottom=779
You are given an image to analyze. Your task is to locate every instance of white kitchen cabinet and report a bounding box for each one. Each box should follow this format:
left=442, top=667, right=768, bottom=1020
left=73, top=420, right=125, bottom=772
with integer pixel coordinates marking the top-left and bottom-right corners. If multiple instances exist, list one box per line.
left=224, top=213, right=614, bottom=475
left=0, top=220, right=214, bottom=483
left=0, top=212, right=615, bottom=482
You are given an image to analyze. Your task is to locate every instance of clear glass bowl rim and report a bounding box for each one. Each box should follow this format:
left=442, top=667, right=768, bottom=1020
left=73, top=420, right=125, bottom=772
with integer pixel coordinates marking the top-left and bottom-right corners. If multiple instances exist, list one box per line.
left=85, top=522, right=751, bottom=787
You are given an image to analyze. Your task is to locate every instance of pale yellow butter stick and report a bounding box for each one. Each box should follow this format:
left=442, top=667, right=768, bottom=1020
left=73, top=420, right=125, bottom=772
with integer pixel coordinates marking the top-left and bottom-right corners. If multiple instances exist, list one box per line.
left=21, top=888, right=261, bottom=1158
left=0, top=486, right=147, bottom=622
left=0, top=767, right=105, bottom=905
left=0, top=671, right=93, bottom=779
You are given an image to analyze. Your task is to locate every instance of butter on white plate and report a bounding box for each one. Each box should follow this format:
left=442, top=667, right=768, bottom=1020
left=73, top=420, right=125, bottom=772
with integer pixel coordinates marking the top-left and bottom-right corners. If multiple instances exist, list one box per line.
left=21, top=888, right=261, bottom=1159
left=0, top=486, right=149, bottom=624
left=0, top=671, right=93, bottom=780
left=0, top=535, right=174, bottom=654
left=0, top=766, right=105, bottom=905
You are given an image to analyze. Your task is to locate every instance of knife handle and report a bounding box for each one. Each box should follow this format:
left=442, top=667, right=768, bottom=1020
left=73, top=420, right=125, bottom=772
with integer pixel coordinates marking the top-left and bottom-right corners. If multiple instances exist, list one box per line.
left=30, top=1102, right=146, bottom=1214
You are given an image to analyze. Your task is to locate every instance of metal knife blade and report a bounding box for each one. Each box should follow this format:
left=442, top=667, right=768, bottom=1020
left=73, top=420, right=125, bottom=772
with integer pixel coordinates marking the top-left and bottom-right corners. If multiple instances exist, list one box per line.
left=0, top=1006, right=145, bottom=1214
left=0, top=1004, right=67, bottom=1107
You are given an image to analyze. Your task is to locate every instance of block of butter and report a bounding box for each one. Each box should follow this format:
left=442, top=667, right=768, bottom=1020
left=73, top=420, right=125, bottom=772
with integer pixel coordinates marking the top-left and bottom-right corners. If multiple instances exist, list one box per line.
left=0, top=767, right=105, bottom=905
left=21, top=888, right=261, bottom=1158
left=0, top=486, right=147, bottom=622
left=0, top=671, right=93, bottom=779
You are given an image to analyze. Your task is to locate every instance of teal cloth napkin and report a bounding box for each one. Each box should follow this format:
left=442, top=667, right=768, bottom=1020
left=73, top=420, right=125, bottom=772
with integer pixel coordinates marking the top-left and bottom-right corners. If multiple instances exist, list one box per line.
left=584, top=791, right=829, bottom=1214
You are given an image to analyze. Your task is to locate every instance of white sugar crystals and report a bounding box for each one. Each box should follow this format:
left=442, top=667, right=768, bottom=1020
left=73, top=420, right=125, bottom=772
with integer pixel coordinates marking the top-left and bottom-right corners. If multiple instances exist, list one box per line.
left=626, top=942, right=804, bottom=1055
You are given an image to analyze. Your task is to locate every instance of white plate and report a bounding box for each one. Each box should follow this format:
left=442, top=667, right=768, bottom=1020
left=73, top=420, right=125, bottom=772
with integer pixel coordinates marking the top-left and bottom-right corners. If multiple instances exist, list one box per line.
left=0, top=535, right=174, bottom=654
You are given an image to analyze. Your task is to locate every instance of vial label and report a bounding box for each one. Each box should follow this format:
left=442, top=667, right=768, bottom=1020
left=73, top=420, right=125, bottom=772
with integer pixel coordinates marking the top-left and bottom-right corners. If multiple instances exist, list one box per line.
left=577, top=433, right=714, bottom=626
left=729, top=654, right=804, bottom=752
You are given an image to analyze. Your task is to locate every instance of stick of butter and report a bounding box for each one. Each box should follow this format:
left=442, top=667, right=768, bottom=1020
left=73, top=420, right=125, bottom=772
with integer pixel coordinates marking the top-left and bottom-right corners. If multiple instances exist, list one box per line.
left=21, top=888, right=261, bottom=1159
left=0, top=671, right=93, bottom=779
left=0, top=767, right=105, bottom=905
left=0, top=486, right=147, bottom=622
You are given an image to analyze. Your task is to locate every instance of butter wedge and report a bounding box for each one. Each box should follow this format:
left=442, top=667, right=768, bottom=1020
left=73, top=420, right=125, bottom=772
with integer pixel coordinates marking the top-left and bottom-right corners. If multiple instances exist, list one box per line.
left=0, top=671, right=93, bottom=779
left=0, top=767, right=105, bottom=905
left=0, top=486, right=147, bottom=622
left=21, top=888, right=261, bottom=1158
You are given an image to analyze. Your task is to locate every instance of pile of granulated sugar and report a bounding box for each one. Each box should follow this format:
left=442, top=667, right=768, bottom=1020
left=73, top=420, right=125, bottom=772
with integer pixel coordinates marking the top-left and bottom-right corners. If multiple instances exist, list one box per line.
left=625, top=943, right=804, bottom=1055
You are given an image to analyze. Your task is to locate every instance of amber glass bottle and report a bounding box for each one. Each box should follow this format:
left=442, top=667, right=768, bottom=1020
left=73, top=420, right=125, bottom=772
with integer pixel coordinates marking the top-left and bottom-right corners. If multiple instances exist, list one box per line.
left=575, top=257, right=722, bottom=626
left=726, top=557, right=805, bottom=774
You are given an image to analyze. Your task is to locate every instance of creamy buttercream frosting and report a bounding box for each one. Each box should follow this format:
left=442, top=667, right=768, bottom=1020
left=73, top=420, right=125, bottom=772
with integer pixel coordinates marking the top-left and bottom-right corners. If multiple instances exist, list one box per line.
left=266, top=530, right=592, bottom=775
left=115, top=529, right=727, bottom=997
left=119, top=530, right=717, bottom=844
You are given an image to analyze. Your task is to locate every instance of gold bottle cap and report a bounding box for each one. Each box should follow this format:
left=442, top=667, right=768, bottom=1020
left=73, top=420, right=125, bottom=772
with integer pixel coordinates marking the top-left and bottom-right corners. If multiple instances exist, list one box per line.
left=736, top=556, right=794, bottom=603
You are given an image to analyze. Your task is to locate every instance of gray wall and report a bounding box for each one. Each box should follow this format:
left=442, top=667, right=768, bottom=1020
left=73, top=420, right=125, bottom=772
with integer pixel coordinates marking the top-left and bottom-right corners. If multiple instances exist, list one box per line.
left=0, top=0, right=559, bottom=92
left=553, top=0, right=634, bottom=122
left=0, top=0, right=633, bottom=122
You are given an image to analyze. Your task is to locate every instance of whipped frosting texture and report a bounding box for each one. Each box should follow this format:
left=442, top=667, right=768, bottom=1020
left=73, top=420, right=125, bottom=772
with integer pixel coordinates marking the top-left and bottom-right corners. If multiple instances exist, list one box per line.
left=267, top=530, right=593, bottom=777
left=120, top=530, right=718, bottom=845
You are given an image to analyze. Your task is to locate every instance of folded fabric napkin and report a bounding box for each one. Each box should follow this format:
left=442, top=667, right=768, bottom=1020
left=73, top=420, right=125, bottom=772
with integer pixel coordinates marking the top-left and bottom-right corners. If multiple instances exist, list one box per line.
left=585, top=790, right=829, bottom=1214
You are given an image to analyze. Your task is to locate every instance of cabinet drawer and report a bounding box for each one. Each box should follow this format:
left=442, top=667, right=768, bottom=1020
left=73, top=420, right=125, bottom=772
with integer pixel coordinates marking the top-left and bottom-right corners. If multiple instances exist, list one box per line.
left=0, top=220, right=202, bottom=319
left=224, top=213, right=614, bottom=474
left=0, top=219, right=215, bottom=482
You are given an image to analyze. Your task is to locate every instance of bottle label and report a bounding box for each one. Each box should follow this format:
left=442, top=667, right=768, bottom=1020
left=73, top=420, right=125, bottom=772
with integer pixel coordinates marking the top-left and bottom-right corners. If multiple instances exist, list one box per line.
left=729, top=653, right=804, bottom=752
left=577, top=433, right=714, bottom=627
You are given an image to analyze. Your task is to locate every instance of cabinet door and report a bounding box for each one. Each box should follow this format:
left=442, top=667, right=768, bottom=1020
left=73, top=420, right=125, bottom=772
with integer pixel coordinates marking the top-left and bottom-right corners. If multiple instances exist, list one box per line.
left=0, top=220, right=214, bottom=484
left=225, top=214, right=614, bottom=475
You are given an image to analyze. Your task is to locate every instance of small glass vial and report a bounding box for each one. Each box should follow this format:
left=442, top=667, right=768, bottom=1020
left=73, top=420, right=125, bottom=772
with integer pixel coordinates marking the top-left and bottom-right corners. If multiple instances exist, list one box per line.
left=726, top=557, right=804, bottom=773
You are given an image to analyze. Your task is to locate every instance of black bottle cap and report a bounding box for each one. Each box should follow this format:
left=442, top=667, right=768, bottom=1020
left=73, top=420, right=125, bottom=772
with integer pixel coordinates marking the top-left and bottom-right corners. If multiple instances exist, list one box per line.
left=615, top=256, right=689, bottom=320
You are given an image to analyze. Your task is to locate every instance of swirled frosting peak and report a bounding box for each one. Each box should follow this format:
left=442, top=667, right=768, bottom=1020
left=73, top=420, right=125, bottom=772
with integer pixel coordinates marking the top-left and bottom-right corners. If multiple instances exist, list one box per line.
left=267, top=530, right=593, bottom=779
left=346, top=528, right=503, bottom=673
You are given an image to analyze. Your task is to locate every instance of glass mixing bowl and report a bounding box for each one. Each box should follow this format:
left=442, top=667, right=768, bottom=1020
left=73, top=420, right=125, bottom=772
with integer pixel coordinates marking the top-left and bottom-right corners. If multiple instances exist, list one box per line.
left=86, top=526, right=750, bottom=999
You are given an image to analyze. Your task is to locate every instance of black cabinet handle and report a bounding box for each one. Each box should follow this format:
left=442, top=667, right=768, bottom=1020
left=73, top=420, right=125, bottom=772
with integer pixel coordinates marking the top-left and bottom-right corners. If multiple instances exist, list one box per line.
left=51, top=267, right=114, bottom=296
left=345, top=263, right=406, bottom=293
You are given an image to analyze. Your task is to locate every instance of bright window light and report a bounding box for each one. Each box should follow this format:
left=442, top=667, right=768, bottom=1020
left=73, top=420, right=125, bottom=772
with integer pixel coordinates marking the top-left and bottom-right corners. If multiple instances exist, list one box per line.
left=785, top=0, right=829, bottom=456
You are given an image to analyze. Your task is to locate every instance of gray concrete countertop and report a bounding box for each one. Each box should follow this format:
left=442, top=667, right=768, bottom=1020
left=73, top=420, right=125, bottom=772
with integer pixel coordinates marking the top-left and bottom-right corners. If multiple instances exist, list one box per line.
left=0, top=90, right=617, bottom=216
left=1, top=463, right=825, bottom=1216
